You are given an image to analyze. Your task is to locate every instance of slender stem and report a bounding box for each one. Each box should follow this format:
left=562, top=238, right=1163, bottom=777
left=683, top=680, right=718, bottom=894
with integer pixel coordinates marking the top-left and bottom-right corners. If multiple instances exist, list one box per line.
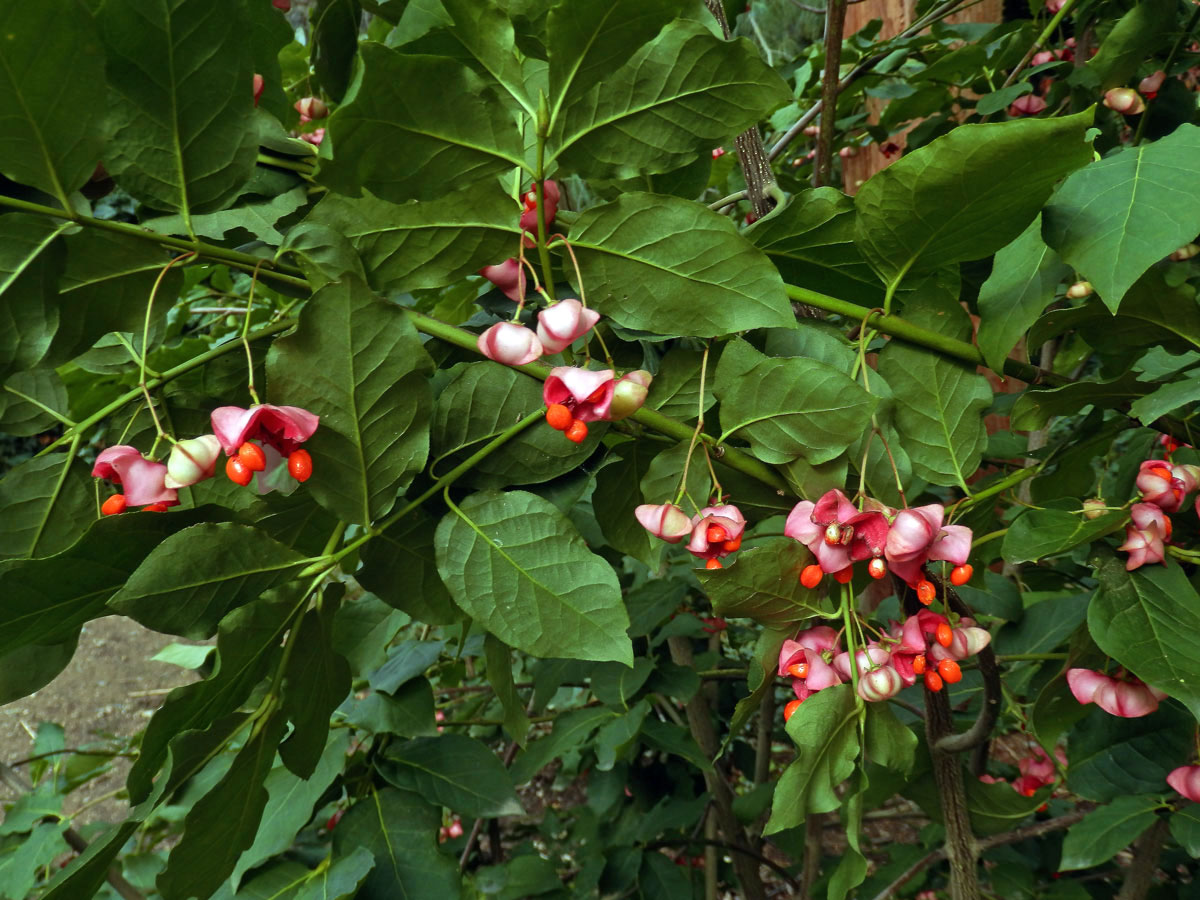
left=814, top=0, right=849, bottom=187
left=37, top=319, right=296, bottom=459
left=255, top=152, right=316, bottom=175
left=644, top=837, right=798, bottom=889
left=533, top=125, right=557, bottom=302
left=996, top=0, right=1080, bottom=92
left=139, top=253, right=197, bottom=444
left=675, top=345, right=711, bottom=505
left=3, top=385, right=75, bottom=426
left=241, top=261, right=266, bottom=405
left=951, top=465, right=1042, bottom=516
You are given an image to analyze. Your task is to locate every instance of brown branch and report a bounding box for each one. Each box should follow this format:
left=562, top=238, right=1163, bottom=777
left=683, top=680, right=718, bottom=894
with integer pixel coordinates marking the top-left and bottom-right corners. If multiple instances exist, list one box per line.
left=668, top=635, right=767, bottom=900
left=1116, top=816, right=1170, bottom=900
left=935, top=583, right=1002, bottom=758
left=814, top=0, right=849, bottom=187
left=645, top=837, right=799, bottom=889
left=0, top=762, right=145, bottom=900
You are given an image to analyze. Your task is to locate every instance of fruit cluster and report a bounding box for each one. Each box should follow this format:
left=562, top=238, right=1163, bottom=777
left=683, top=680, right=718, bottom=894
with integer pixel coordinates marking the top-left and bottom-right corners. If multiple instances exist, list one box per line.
left=635, top=502, right=745, bottom=569
left=93, top=403, right=318, bottom=514
left=1114, top=452, right=1200, bottom=570
left=543, top=366, right=651, bottom=443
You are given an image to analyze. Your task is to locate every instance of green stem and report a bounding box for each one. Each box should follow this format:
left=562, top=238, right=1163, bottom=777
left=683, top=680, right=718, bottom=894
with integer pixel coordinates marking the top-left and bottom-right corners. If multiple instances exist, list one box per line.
left=37, top=318, right=296, bottom=459
left=952, top=464, right=1042, bottom=515
left=784, top=283, right=1070, bottom=387
left=0, top=193, right=310, bottom=289
left=534, top=130, right=557, bottom=302
left=255, top=152, right=317, bottom=175
left=403, top=308, right=790, bottom=493
left=996, top=0, right=1080, bottom=93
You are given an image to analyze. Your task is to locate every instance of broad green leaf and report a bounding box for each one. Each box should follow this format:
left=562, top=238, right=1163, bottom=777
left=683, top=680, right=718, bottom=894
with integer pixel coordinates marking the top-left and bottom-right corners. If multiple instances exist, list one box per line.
left=387, top=0, right=535, bottom=115
left=430, top=361, right=600, bottom=487
left=1067, top=701, right=1193, bottom=803
left=0, top=822, right=69, bottom=900
left=698, top=538, right=826, bottom=627
left=876, top=294, right=991, bottom=490
left=1089, top=557, right=1200, bottom=723
left=569, top=193, right=794, bottom=337
left=594, top=697, right=650, bottom=769
left=298, top=187, right=518, bottom=294
left=368, top=639, right=447, bottom=694
left=279, top=604, right=352, bottom=778
left=0, top=368, right=68, bottom=436
left=1043, top=124, right=1200, bottom=311
left=855, top=110, right=1094, bottom=285
left=0, top=214, right=70, bottom=381
left=726, top=628, right=788, bottom=746
left=267, top=277, right=433, bottom=525
left=338, top=678, right=437, bottom=737
left=639, top=441, right=710, bottom=509
left=976, top=214, right=1071, bottom=372
left=1059, top=795, right=1161, bottom=871
left=593, top=442, right=660, bottom=566
left=242, top=0, right=294, bottom=123
left=332, top=788, right=462, bottom=900
left=358, top=510, right=461, bottom=625
left=748, top=187, right=883, bottom=306
left=0, top=453, right=92, bottom=561
left=108, top=523, right=307, bottom=638
left=546, top=0, right=677, bottom=112
left=647, top=348, right=715, bottom=422
left=765, top=684, right=860, bottom=833
left=1081, top=0, right=1175, bottom=91
left=484, top=634, right=530, bottom=746
left=1010, top=371, right=1147, bottom=431
left=142, top=186, right=309, bottom=245
left=232, top=731, right=351, bottom=887
left=1129, top=373, right=1200, bottom=425
left=0, top=1, right=107, bottom=205
left=1172, top=806, right=1200, bottom=858
left=99, top=0, right=258, bottom=222
left=157, top=713, right=287, bottom=900
left=995, top=593, right=1089, bottom=657
left=714, top=339, right=876, bottom=465
left=312, top=0, right=361, bottom=101
left=320, top=43, right=525, bottom=203
left=510, top=706, right=618, bottom=784
left=828, top=770, right=868, bottom=900
left=640, top=717, right=712, bottom=772
left=592, top=658, right=654, bottom=708
left=637, top=853, right=692, bottom=899
left=380, top=734, right=523, bottom=817
left=1001, top=509, right=1125, bottom=564
left=863, top=703, right=916, bottom=774
left=295, top=848, right=376, bottom=900
left=965, top=777, right=1049, bottom=835
left=51, top=228, right=184, bottom=365
left=0, top=634, right=78, bottom=705
left=125, top=593, right=297, bottom=802
left=436, top=490, right=632, bottom=664
left=553, top=20, right=791, bottom=178
left=243, top=491, right=342, bottom=558
left=0, top=508, right=214, bottom=656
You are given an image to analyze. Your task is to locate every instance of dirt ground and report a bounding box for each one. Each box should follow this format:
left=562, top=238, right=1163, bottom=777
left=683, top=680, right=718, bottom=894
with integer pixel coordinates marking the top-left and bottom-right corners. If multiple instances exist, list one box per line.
left=0, top=617, right=207, bottom=827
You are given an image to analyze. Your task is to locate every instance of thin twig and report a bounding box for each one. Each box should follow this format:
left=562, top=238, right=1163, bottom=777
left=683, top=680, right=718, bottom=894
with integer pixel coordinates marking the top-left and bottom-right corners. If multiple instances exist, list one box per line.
left=814, top=0, right=849, bottom=187
left=645, top=837, right=798, bottom=888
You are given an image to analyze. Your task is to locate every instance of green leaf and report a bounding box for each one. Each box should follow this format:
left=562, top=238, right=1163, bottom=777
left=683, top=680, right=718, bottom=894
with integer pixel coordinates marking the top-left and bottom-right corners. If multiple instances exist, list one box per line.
left=714, top=339, right=877, bottom=465
left=698, top=537, right=826, bottom=627
left=338, top=678, right=437, bottom=737
left=369, top=640, right=447, bottom=694
left=0, top=1, right=107, bottom=205
left=1001, top=509, right=1125, bottom=564
left=855, top=110, right=1094, bottom=285
left=0, top=822, right=69, bottom=900
left=142, top=186, right=309, bottom=245
left=636, top=853, right=692, bottom=899
left=358, top=510, right=461, bottom=625
left=296, top=848, right=376, bottom=900
left=1171, top=806, right=1200, bottom=858
left=380, top=735, right=523, bottom=817
left=1043, top=124, right=1200, bottom=311
left=0, top=634, right=79, bottom=705
left=430, top=362, right=600, bottom=487
left=640, top=717, right=713, bottom=772
left=593, top=442, right=660, bottom=566
left=639, top=441, right=710, bottom=509
left=828, top=770, right=868, bottom=900
left=976, top=215, right=1070, bottom=372
left=592, top=658, right=654, bottom=708
left=510, top=706, right=618, bottom=784
left=1129, top=373, right=1200, bottom=425
left=863, top=703, right=916, bottom=774
left=765, top=684, right=860, bottom=833
left=1067, top=701, right=1193, bottom=803
left=99, top=0, right=258, bottom=221
left=0, top=214, right=70, bottom=380
left=312, top=0, right=361, bottom=101
left=1081, top=0, right=1175, bottom=91
left=726, top=629, right=788, bottom=746
left=569, top=193, right=794, bottom=337
left=647, top=348, right=715, bottom=422
left=748, top=187, right=884, bottom=306
left=0, top=453, right=92, bottom=561
left=320, top=42, right=525, bottom=204
left=995, top=593, right=1089, bottom=656
left=553, top=20, right=791, bottom=178
left=157, top=713, right=287, bottom=900
left=1010, top=370, right=1147, bottom=431
left=280, top=604, right=352, bottom=778
left=1059, top=795, right=1161, bottom=871
left=594, top=697, right=650, bottom=770
left=0, top=507, right=215, bottom=656
left=876, top=294, right=991, bottom=490
left=0, top=368, right=68, bottom=436
left=267, top=277, right=433, bottom=525
left=108, top=523, right=307, bottom=638
left=125, top=593, right=296, bottom=803
left=484, top=634, right=530, bottom=746
left=298, top=187, right=517, bottom=294
left=546, top=0, right=677, bottom=112
left=233, top=732, right=352, bottom=887
left=332, top=788, right=462, bottom=899
left=436, top=490, right=632, bottom=664
left=1089, top=557, right=1200, bottom=724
